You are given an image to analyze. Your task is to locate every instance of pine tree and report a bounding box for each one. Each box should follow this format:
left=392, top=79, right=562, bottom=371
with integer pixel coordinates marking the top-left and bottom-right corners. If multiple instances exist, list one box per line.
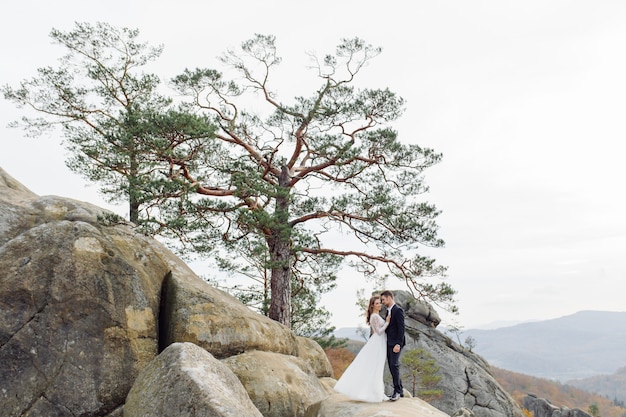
left=400, top=347, right=443, bottom=401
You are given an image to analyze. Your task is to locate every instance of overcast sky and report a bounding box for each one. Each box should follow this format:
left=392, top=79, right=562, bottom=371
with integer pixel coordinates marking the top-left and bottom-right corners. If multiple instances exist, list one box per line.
left=2, top=1, right=625, bottom=330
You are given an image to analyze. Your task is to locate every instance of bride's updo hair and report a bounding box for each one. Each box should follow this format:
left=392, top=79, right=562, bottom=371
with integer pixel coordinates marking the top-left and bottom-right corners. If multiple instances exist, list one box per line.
left=366, top=295, right=380, bottom=324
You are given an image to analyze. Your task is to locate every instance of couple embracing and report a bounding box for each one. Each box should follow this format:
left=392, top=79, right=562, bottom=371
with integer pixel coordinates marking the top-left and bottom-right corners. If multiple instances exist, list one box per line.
left=334, top=290, right=406, bottom=402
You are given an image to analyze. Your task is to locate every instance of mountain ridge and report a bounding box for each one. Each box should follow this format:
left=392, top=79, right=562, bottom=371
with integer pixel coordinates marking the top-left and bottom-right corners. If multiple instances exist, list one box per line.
left=566, top=366, right=626, bottom=403
left=460, top=310, right=626, bottom=381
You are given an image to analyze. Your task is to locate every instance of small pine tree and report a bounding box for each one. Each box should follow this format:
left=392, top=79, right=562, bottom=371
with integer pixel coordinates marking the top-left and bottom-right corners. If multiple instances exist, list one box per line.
left=400, top=348, right=443, bottom=401
left=588, top=403, right=601, bottom=417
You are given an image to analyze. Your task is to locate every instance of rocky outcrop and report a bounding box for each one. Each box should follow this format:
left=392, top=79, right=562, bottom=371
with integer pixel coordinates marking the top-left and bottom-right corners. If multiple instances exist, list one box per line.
left=0, top=172, right=167, bottom=416
left=395, top=297, right=523, bottom=417
left=0, top=166, right=522, bottom=417
left=522, top=394, right=591, bottom=417
left=372, top=290, right=521, bottom=417
left=394, top=290, right=442, bottom=327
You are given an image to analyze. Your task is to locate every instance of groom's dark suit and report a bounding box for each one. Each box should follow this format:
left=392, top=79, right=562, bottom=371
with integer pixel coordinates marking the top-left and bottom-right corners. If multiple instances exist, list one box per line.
left=385, top=303, right=406, bottom=397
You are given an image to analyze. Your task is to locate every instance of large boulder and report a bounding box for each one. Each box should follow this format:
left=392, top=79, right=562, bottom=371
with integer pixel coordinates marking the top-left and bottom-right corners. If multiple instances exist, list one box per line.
left=0, top=170, right=169, bottom=416
left=161, top=267, right=299, bottom=358
left=394, top=291, right=441, bottom=327
left=223, top=350, right=329, bottom=417
left=124, top=342, right=263, bottom=417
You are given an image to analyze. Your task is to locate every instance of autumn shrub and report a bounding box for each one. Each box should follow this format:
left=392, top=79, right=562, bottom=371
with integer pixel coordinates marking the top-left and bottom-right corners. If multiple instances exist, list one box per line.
left=325, top=347, right=356, bottom=379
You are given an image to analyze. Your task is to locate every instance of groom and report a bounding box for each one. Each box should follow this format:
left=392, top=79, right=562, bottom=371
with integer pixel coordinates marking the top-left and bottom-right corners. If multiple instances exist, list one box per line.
left=381, top=290, right=405, bottom=401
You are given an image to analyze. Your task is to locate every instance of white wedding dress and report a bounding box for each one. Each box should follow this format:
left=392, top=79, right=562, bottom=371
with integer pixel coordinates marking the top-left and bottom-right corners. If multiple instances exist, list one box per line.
left=334, top=313, right=389, bottom=402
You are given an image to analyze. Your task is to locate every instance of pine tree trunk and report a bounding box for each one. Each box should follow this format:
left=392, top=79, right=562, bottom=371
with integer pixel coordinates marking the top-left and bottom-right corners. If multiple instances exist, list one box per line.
left=268, top=236, right=291, bottom=326
left=267, top=166, right=292, bottom=327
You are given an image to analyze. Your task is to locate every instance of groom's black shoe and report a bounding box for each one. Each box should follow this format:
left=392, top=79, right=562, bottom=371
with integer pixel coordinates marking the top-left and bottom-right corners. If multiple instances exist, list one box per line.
left=389, top=392, right=400, bottom=401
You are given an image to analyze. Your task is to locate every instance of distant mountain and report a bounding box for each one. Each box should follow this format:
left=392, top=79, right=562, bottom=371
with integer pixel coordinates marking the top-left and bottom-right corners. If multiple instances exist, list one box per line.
left=567, top=366, right=626, bottom=403
left=465, top=319, right=529, bottom=330
left=461, top=310, right=626, bottom=381
left=333, top=326, right=366, bottom=341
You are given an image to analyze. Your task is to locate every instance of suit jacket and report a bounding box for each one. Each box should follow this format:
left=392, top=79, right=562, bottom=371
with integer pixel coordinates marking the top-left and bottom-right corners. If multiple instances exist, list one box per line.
left=385, top=304, right=406, bottom=347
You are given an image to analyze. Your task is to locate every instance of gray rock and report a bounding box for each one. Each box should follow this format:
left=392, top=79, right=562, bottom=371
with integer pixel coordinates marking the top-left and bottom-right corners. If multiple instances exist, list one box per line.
left=124, top=342, right=263, bottom=417
left=394, top=291, right=441, bottom=327
left=0, top=196, right=169, bottom=416
left=522, top=395, right=591, bottom=417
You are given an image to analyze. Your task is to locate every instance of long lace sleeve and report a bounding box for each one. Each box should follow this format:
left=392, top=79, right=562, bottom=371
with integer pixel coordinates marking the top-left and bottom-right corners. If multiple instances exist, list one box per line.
left=370, top=314, right=389, bottom=336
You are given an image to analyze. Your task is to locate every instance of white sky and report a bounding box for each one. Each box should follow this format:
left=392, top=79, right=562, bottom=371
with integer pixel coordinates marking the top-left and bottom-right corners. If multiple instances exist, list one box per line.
left=2, top=1, right=625, bottom=330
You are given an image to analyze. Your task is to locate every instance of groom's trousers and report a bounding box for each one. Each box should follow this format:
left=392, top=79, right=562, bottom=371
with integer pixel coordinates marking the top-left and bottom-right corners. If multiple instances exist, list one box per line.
left=386, top=346, right=403, bottom=395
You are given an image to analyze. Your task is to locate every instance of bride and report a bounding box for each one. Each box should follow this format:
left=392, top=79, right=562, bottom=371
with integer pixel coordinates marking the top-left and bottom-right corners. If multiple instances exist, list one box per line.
left=334, top=295, right=391, bottom=402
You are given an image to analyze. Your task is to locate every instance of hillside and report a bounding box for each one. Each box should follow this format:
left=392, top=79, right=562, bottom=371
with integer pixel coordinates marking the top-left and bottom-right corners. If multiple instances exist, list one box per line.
left=491, top=366, right=626, bottom=417
left=460, top=311, right=626, bottom=381
left=567, top=366, right=626, bottom=404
